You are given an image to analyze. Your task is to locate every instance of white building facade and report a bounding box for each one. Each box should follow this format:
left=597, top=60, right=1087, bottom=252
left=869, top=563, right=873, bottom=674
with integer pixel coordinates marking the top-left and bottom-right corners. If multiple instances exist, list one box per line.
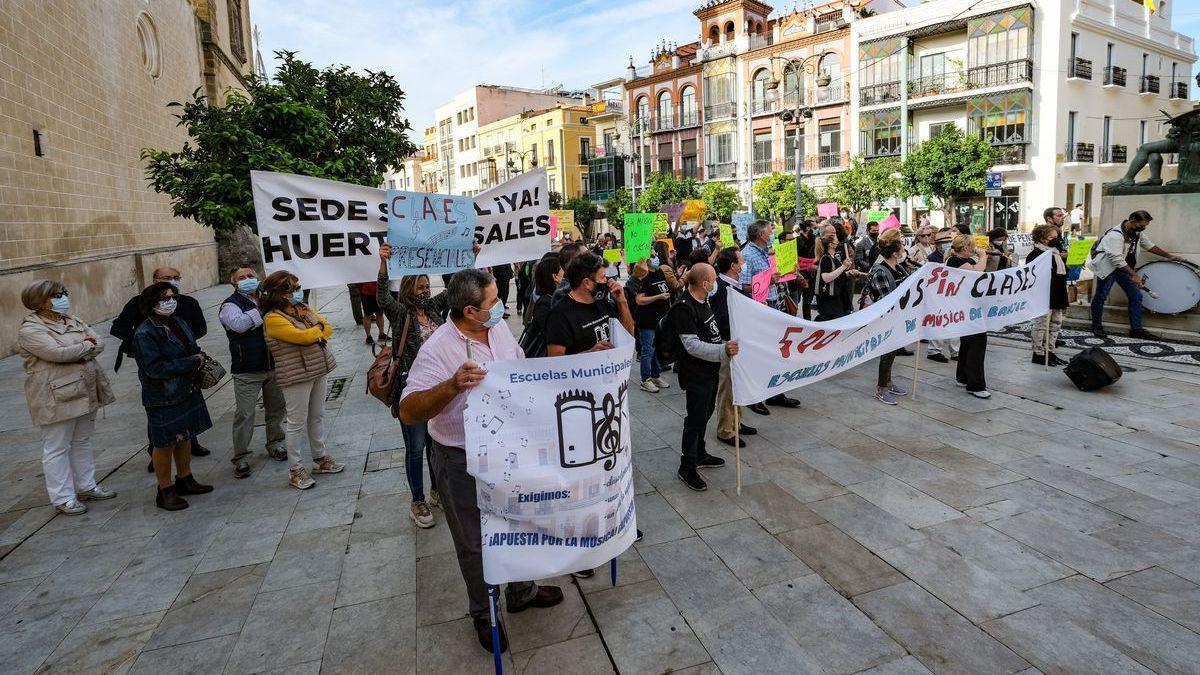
left=852, top=0, right=1196, bottom=233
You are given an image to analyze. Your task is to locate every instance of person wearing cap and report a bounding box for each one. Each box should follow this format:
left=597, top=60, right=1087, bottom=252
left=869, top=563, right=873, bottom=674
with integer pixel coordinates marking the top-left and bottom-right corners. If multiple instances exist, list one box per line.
left=1087, top=210, right=1185, bottom=340
left=925, top=228, right=959, bottom=363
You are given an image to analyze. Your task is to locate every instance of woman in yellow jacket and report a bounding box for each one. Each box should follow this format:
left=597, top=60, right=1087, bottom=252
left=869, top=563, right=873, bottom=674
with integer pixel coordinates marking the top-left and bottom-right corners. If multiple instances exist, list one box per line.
left=259, top=271, right=346, bottom=489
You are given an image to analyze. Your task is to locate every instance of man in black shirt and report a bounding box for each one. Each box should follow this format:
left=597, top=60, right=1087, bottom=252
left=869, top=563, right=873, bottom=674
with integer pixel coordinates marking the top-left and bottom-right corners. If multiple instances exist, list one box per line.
left=544, top=252, right=635, bottom=356
left=668, top=263, right=738, bottom=492
left=631, top=259, right=672, bottom=393
left=111, top=266, right=211, bottom=468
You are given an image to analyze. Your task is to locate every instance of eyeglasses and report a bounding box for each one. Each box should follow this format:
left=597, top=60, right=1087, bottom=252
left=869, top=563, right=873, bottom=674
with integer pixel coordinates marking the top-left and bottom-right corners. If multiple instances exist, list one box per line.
left=156, top=275, right=182, bottom=282
left=52, top=290, right=69, bottom=299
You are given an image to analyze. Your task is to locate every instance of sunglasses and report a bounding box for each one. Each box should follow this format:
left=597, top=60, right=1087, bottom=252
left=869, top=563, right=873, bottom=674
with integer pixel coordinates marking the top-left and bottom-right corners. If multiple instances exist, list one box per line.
left=52, top=290, right=69, bottom=299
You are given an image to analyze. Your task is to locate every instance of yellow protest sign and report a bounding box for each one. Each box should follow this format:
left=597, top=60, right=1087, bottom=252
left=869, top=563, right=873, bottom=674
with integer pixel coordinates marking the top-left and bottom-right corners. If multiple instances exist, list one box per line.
left=680, top=200, right=705, bottom=224
left=1066, top=238, right=1094, bottom=266
left=776, top=239, right=798, bottom=275
left=602, top=249, right=623, bottom=264
left=973, top=235, right=990, bottom=251
left=719, top=223, right=736, bottom=249
left=549, top=209, right=581, bottom=240
left=653, top=213, right=669, bottom=237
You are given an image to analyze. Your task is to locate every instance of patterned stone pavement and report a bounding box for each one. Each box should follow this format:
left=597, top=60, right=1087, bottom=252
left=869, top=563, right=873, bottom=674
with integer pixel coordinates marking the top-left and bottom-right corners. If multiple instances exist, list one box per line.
left=2, top=283, right=1200, bottom=674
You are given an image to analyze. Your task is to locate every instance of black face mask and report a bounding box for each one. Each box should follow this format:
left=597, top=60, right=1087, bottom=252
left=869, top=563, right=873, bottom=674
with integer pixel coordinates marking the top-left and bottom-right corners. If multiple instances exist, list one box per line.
left=590, top=280, right=608, bottom=301
left=1048, top=237, right=1062, bottom=248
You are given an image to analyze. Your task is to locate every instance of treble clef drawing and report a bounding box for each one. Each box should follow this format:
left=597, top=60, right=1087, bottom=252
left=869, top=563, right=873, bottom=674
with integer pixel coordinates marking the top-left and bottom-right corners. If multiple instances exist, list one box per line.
left=595, top=393, right=622, bottom=470
left=554, top=382, right=627, bottom=472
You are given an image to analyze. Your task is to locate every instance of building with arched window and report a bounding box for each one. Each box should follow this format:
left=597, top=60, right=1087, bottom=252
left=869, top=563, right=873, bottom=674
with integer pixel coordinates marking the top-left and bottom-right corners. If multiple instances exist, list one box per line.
left=624, top=41, right=704, bottom=193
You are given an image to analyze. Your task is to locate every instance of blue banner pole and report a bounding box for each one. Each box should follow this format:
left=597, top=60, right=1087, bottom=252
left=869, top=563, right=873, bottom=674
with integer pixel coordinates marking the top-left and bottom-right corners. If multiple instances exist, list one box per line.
left=488, top=585, right=503, bottom=674
left=610, top=558, right=617, bottom=587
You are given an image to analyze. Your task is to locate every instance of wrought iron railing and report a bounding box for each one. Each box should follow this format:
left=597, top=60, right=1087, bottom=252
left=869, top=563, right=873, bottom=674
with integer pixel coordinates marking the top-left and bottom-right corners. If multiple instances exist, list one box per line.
left=860, top=82, right=901, bottom=106
left=1065, top=142, right=1095, bottom=163
left=1100, top=145, right=1128, bottom=163
left=1068, top=57, right=1092, bottom=80
left=704, top=102, right=736, bottom=121
left=706, top=162, right=736, bottom=179
left=1104, top=66, right=1126, bottom=87
left=964, top=59, right=1033, bottom=88
left=1170, top=80, right=1187, bottom=99
left=1140, top=75, right=1160, bottom=94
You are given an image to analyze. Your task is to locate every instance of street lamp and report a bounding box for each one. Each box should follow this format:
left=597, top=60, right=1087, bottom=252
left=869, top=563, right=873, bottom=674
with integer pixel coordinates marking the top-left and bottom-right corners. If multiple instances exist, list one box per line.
left=764, top=52, right=830, bottom=222
left=505, top=141, right=537, bottom=175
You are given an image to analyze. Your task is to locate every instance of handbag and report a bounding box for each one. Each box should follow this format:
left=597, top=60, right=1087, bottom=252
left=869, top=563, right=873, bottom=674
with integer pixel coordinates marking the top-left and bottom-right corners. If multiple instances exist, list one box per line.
left=196, top=353, right=226, bottom=389
left=366, top=313, right=411, bottom=414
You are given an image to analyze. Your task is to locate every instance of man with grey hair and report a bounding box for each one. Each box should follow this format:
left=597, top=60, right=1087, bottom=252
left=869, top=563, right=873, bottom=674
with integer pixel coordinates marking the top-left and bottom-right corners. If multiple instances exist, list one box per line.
left=668, top=263, right=738, bottom=491
left=111, top=266, right=211, bottom=467
left=399, top=269, right=563, bottom=655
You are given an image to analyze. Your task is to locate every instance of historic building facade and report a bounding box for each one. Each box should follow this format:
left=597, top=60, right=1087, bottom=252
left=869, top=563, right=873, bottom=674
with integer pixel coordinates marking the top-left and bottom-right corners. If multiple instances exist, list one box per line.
left=0, top=0, right=256, bottom=356
left=852, top=0, right=1195, bottom=232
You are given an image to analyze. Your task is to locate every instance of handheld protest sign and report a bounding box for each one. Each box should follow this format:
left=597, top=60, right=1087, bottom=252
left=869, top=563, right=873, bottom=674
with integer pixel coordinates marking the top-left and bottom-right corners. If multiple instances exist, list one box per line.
left=386, top=190, right=475, bottom=275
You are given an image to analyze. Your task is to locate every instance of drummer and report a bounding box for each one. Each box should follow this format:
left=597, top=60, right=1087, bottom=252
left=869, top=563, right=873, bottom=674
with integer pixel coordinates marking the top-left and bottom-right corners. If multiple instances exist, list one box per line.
left=1087, top=209, right=1187, bottom=340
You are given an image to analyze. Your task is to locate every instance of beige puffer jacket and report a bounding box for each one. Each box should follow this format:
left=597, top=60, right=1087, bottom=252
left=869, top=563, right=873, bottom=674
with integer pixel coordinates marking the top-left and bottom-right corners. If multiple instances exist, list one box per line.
left=264, top=307, right=336, bottom=387
left=19, top=312, right=116, bottom=426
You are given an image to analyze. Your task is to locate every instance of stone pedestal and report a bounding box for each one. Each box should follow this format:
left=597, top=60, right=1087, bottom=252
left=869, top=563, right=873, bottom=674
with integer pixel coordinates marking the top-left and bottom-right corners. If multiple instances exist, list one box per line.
left=1093, top=191, right=1200, bottom=336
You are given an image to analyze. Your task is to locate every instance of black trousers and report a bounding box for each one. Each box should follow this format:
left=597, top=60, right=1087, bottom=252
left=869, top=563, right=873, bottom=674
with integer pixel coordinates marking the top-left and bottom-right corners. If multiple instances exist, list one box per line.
left=956, top=333, right=988, bottom=392
left=495, top=276, right=511, bottom=309
left=800, top=272, right=816, bottom=320
left=877, top=349, right=900, bottom=388
left=816, top=294, right=848, bottom=322
left=681, top=377, right=718, bottom=470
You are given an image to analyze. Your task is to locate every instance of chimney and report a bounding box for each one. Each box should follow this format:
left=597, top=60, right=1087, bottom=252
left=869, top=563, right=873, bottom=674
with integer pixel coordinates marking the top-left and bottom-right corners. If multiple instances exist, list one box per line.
left=626, top=56, right=637, bottom=80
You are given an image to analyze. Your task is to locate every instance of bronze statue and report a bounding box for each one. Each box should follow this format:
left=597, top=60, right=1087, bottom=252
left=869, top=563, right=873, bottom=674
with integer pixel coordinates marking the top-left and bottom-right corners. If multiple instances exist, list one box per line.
left=1107, top=109, right=1200, bottom=191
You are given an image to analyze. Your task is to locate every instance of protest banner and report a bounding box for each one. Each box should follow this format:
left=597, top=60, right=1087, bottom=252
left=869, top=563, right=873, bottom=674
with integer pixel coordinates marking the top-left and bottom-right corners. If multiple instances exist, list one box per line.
left=1066, top=238, right=1094, bottom=266
left=623, top=213, right=655, bottom=261
left=463, top=342, right=638, bottom=584
left=602, top=249, right=623, bottom=264
left=817, top=202, right=839, bottom=218
left=728, top=254, right=1053, bottom=404
left=880, top=214, right=901, bottom=231
left=550, top=209, right=582, bottom=240
left=386, top=190, right=475, bottom=276
left=719, top=223, right=736, bottom=248
left=663, top=203, right=684, bottom=226
left=750, top=265, right=775, bottom=303
left=732, top=212, right=755, bottom=241
left=1009, top=232, right=1035, bottom=258
left=653, top=213, right=670, bottom=237
left=680, top=200, right=706, bottom=224
left=776, top=239, right=798, bottom=275
left=473, top=168, right=552, bottom=268
left=865, top=209, right=891, bottom=224
left=252, top=171, right=389, bottom=287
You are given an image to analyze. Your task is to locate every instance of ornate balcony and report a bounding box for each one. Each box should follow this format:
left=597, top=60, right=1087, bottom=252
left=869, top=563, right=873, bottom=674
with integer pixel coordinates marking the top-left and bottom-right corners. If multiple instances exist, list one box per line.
left=1100, top=145, right=1128, bottom=164
left=1140, top=75, right=1160, bottom=94
left=860, top=82, right=901, bottom=106
left=992, top=143, right=1027, bottom=165
left=964, top=59, right=1033, bottom=89
left=1104, top=66, right=1126, bottom=87
left=704, top=102, right=736, bottom=121
left=1067, top=57, right=1093, bottom=80
left=1170, top=80, right=1188, bottom=99
left=1065, top=142, right=1095, bottom=163
left=706, top=162, right=736, bottom=179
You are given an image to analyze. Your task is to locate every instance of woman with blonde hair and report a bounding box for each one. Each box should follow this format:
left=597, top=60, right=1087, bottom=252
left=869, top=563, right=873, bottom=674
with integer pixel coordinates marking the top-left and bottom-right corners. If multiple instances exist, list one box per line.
left=908, top=225, right=937, bottom=265
left=945, top=235, right=991, bottom=398
left=18, top=280, right=117, bottom=515
left=260, top=271, right=345, bottom=490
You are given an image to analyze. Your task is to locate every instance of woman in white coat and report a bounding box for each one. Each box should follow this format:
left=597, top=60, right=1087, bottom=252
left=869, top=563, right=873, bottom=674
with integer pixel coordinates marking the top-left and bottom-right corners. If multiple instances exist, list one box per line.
left=18, top=280, right=118, bottom=515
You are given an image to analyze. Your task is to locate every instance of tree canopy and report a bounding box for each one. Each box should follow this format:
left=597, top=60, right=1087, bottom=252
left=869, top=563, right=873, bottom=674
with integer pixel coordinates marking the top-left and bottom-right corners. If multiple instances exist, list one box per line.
left=563, top=195, right=599, bottom=238
left=141, top=51, right=417, bottom=240
left=824, top=156, right=903, bottom=215
left=752, top=172, right=816, bottom=226
left=699, top=182, right=744, bottom=223
left=635, top=172, right=701, bottom=213
left=900, top=124, right=995, bottom=223
left=604, top=186, right=633, bottom=232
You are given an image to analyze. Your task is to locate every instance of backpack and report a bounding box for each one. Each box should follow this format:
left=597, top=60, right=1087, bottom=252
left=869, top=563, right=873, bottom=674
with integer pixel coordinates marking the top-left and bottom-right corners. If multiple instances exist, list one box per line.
left=518, top=295, right=553, bottom=358
left=655, top=298, right=693, bottom=365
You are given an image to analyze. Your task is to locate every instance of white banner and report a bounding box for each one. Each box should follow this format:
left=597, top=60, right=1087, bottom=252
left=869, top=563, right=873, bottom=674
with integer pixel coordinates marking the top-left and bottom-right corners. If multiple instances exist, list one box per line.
left=252, top=170, right=553, bottom=287
left=252, top=170, right=389, bottom=288
left=729, top=256, right=1053, bottom=405
left=464, top=343, right=637, bottom=585
left=473, top=168, right=552, bottom=268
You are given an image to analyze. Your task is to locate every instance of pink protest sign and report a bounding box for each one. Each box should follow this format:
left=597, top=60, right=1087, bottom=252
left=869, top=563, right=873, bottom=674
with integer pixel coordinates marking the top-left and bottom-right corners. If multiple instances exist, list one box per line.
left=751, top=265, right=775, bottom=303
left=817, top=202, right=839, bottom=218
left=549, top=215, right=559, bottom=239
left=880, top=214, right=901, bottom=231
left=796, top=256, right=816, bottom=272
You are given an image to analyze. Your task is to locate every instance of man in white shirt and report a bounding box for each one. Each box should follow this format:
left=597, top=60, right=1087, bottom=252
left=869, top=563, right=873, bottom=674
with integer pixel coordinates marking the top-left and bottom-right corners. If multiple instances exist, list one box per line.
left=1087, top=210, right=1185, bottom=339
left=1069, top=203, right=1084, bottom=229
left=219, top=266, right=286, bottom=478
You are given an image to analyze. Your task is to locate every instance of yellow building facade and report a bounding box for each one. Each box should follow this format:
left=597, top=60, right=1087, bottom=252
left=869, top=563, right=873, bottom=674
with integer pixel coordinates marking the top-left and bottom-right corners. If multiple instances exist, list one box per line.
left=476, top=104, right=596, bottom=200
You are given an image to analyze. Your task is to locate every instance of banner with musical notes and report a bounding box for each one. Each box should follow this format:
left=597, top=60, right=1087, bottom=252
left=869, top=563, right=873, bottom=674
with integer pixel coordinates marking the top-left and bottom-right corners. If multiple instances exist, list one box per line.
left=463, top=342, right=638, bottom=585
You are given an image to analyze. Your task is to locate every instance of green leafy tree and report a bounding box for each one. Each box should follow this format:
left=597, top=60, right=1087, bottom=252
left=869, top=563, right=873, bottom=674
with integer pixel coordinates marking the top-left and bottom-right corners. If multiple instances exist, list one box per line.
left=752, top=172, right=817, bottom=226
left=824, top=156, right=903, bottom=215
left=548, top=191, right=563, bottom=209
left=699, top=181, right=744, bottom=223
left=141, top=51, right=417, bottom=270
left=900, top=123, right=995, bottom=226
left=563, top=195, right=599, bottom=238
left=604, top=186, right=633, bottom=233
left=635, top=172, right=700, bottom=213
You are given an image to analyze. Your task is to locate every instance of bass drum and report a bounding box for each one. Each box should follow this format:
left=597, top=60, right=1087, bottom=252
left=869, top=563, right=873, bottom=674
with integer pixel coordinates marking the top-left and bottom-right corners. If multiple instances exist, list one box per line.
left=1137, top=259, right=1200, bottom=314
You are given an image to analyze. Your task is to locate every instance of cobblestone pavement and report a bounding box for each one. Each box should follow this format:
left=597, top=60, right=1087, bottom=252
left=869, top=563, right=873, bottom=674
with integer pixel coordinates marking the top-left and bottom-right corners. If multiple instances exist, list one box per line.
left=2, top=283, right=1200, bottom=674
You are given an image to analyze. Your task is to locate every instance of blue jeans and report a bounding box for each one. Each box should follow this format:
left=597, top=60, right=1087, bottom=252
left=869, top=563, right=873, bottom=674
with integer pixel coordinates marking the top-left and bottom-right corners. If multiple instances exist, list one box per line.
left=637, top=328, right=661, bottom=381
left=400, top=421, right=435, bottom=502
left=1091, top=271, right=1142, bottom=330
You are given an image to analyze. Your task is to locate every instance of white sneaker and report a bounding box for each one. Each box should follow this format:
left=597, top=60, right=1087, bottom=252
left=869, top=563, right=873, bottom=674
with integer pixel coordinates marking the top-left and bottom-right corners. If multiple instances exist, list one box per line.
left=970, top=389, right=992, bottom=399
left=77, top=485, right=116, bottom=500
left=640, top=379, right=660, bottom=393
left=651, top=377, right=671, bottom=390
left=55, top=499, right=87, bottom=515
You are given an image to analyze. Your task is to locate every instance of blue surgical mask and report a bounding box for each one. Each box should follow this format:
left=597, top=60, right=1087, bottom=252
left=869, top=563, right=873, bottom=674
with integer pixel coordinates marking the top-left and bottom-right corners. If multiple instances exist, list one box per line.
left=51, top=295, right=70, bottom=313
left=291, top=289, right=304, bottom=304
left=237, top=278, right=259, bottom=294
left=475, top=301, right=504, bottom=328
left=707, top=283, right=718, bottom=298
left=650, top=256, right=660, bottom=267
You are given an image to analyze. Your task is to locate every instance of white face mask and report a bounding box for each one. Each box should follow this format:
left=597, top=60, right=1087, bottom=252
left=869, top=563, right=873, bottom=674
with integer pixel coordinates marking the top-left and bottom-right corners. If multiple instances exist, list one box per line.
left=154, top=298, right=177, bottom=317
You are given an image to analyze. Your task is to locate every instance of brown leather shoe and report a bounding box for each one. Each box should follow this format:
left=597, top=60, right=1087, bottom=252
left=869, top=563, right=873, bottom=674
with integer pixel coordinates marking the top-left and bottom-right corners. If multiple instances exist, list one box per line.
left=507, top=585, right=564, bottom=613
left=473, top=615, right=508, bottom=654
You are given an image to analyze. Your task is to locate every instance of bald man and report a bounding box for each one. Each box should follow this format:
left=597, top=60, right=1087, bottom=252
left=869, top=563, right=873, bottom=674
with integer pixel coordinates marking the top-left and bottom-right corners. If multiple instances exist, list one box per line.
left=111, top=266, right=211, bottom=465
left=665, top=263, right=739, bottom=492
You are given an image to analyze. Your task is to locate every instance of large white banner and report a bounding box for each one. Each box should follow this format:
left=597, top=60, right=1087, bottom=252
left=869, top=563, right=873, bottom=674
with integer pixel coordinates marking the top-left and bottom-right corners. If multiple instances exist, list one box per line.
left=473, top=168, right=552, bottom=268
left=464, top=343, right=637, bottom=585
left=729, top=255, right=1053, bottom=405
left=252, top=170, right=553, bottom=287
left=252, top=170, right=388, bottom=288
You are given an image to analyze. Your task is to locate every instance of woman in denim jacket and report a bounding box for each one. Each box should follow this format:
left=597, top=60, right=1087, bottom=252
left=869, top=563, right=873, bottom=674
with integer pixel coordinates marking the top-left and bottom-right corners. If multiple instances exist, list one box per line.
left=132, top=282, right=214, bottom=511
